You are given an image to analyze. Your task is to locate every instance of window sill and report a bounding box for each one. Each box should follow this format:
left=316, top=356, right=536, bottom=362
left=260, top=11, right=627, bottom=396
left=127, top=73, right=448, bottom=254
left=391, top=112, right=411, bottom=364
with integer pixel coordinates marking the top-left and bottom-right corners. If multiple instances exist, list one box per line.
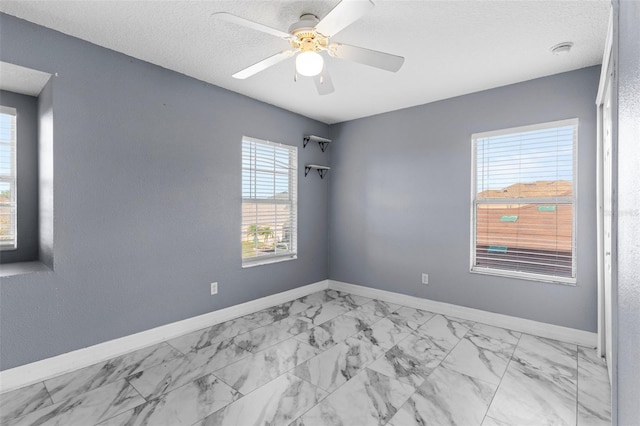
left=470, top=267, right=577, bottom=286
left=0, top=261, right=52, bottom=278
left=242, top=255, right=297, bottom=268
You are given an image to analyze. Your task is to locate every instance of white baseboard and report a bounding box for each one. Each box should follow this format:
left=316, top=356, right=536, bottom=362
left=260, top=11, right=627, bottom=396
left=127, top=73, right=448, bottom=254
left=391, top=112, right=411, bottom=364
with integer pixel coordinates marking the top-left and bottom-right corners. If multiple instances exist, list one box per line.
left=329, top=280, right=597, bottom=348
left=0, top=280, right=329, bottom=394
left=1, top=278, right=596, bottom=394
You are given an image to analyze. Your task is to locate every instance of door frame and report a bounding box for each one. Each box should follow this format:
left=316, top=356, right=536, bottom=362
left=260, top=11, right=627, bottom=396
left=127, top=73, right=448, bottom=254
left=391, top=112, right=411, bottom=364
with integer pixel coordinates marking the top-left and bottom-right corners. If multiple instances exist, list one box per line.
left=595, top=7, right=613, bottom=367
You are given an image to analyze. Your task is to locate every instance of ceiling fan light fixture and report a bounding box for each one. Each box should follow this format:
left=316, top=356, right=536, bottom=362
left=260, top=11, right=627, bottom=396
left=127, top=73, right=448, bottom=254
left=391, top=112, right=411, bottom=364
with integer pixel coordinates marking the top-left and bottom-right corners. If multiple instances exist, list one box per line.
left=296, top=51, right=324, bottom=77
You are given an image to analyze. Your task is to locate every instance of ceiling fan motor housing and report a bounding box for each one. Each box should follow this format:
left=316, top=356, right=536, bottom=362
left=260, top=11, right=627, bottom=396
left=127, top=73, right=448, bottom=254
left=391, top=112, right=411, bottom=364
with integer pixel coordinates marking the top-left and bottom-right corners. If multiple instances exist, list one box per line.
left=288, top=14, right=328, bottom=52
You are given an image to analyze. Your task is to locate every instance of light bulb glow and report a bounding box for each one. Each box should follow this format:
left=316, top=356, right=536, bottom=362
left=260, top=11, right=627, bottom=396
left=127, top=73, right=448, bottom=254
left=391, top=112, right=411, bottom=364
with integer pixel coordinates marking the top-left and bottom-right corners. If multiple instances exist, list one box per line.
left=296, top=51, right=323, bottom=77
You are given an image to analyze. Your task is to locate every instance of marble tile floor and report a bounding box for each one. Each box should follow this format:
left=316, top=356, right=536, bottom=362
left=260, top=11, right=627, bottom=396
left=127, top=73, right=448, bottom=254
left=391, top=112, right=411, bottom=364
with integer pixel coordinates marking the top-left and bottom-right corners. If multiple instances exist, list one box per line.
left=0, top=289, right=611, bottom=426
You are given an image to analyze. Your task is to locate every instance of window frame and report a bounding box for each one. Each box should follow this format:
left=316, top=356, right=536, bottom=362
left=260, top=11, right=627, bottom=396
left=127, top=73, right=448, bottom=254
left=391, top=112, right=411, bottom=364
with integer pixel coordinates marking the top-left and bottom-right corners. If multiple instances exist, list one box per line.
left=0, top=105, right=18, bottom=251
left=241, top=136, right=298, bottom=268
left=470, top=118, right=578, bottom=285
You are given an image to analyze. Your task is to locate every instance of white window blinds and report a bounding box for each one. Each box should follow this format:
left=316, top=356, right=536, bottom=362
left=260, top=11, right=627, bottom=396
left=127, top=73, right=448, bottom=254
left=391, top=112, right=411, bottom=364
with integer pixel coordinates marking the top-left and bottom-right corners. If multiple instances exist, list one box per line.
left=471, top=119, right=577, bottom=284
left=242, top=136, right=297, bottom=266
left=0, top=106, right=17, bottom=250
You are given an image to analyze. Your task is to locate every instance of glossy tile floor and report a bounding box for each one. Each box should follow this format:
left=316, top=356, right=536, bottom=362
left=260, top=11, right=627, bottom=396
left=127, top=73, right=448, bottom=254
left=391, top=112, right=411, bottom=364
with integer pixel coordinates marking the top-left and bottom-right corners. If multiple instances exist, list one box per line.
left=0, top=289, right=611, bottom=426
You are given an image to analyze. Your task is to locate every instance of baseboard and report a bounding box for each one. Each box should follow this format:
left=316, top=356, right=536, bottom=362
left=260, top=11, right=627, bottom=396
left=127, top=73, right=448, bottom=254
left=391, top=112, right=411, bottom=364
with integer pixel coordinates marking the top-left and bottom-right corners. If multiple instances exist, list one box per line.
left=1, top=278, right=596, bottom=393
left=0, top=280, right=329, bottom=394
left=329, top=280, right=597, bottom=348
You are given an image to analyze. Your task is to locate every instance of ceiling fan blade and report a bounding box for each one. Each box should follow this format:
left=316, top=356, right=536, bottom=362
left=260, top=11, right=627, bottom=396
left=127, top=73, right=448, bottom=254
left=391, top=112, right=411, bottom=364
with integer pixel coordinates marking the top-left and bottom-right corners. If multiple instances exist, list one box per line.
left=315, top=0, right=375, bottom=37
left=232, top=50, right=295, bottom=79
left=213, top=12, right=291, bottom=39
left=330, top=43, right=404, bottom=72
left=314, top=67, right=335, bottom=95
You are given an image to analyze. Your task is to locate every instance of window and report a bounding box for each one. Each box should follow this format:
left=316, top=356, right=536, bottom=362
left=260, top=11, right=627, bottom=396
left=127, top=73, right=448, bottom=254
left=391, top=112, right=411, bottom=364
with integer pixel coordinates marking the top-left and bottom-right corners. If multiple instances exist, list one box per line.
left=471, top=119, right=577, bottom=284
left=242, top=136, right=297, bottom=267
left=0, top=106, right=17, bottom=250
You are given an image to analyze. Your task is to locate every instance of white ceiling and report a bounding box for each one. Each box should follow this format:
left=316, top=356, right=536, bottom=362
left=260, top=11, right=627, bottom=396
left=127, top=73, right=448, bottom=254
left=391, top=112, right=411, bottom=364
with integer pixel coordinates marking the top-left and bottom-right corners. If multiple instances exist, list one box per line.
left=0, top=1, right=610, bottom=124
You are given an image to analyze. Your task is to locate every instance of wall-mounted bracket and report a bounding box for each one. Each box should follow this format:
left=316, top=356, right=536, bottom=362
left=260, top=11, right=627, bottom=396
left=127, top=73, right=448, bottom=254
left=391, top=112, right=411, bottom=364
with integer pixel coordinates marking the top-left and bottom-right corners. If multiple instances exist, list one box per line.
left=303, top=135, right=332, bottom=152
left=305, top=164, right=330, bottom=179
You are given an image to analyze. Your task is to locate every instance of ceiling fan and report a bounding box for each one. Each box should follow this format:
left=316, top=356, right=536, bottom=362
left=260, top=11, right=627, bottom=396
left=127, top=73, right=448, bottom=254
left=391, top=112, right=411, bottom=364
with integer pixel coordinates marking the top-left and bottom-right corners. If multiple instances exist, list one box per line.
left=213, top=0, right=405, bottom=95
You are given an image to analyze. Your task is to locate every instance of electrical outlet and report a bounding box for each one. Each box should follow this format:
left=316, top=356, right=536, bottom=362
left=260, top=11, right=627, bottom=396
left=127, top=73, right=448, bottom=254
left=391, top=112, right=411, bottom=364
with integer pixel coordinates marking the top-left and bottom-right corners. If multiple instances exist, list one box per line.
left=210, top=282, right=218, bottom=295
left=421, top=273, right=429, bottom=285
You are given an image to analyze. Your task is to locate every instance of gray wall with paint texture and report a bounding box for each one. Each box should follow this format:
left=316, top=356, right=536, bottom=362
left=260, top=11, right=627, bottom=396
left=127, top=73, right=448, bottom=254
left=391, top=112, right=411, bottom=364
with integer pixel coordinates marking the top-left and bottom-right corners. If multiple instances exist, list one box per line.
left=0, top=14, right=330, bottom=370
left=328, top=66, right=600, bottom=332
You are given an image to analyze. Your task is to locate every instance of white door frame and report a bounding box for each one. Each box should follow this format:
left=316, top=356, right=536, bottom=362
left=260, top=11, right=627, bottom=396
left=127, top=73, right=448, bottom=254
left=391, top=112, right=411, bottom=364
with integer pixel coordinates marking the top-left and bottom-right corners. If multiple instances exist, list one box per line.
left=595, top=7, right=613, bottom=368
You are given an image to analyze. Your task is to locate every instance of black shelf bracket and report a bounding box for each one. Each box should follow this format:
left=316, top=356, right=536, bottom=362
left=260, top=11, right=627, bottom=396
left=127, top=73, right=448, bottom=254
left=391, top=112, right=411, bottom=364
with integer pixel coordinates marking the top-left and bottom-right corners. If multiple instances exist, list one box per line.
left=316, top=168, right=328, bottom=179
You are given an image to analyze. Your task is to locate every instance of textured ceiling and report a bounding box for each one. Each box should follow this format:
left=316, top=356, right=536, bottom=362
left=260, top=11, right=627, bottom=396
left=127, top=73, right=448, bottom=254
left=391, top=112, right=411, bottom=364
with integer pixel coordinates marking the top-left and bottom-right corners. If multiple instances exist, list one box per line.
left=0, top=0, right=610, bottom=124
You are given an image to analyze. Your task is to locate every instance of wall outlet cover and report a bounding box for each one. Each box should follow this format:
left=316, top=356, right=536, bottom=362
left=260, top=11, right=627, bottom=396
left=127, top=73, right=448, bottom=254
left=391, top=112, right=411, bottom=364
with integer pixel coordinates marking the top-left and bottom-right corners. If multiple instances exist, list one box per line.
left=421, top=274, right=429, bottom=285
left=210, top=282, right=218, bottom=295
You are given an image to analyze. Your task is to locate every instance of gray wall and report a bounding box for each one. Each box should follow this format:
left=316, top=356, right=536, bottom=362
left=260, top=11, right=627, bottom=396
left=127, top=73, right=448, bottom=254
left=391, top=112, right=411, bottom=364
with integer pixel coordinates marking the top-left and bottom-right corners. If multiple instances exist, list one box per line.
left=613, top=1, right=640, bottom=423
left=0, top=90, right=39, bottom=264
left=329, top=66, right=600, bottom=332
left=0, top=11, right=607, bottom=371
left=0, top=14, right=330, bottom=370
